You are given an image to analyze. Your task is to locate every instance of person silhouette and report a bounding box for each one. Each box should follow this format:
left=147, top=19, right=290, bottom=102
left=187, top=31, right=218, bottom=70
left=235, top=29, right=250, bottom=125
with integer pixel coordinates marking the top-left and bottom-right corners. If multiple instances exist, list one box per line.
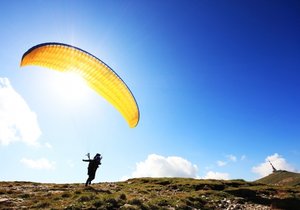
left=82, top=153, right=102, bottom=186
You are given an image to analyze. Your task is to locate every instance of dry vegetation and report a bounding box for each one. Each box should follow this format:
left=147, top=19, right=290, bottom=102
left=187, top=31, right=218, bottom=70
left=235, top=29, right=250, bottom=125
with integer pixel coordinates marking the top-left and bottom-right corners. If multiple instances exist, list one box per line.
left=0, top=177, right=299, bottom=209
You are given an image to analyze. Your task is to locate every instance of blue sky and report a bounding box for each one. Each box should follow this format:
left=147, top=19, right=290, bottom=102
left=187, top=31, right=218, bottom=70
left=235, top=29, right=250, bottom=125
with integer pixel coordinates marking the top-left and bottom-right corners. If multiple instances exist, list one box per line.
left=0, top=0, right=299, bottom=183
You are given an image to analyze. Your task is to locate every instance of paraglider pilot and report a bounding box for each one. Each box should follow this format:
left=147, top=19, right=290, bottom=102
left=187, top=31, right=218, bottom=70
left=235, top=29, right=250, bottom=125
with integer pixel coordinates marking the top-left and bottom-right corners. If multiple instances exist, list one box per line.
left=82, top=153, right=102, bottom=186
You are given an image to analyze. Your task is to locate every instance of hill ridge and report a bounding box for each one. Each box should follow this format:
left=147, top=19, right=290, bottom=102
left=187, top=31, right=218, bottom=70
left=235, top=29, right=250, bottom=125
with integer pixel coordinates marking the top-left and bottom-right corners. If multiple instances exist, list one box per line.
left=255, top=170, right=300, bottom=186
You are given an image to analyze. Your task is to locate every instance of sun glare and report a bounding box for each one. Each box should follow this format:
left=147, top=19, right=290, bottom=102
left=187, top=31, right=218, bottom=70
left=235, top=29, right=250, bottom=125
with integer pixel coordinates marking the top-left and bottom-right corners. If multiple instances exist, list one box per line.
left=52, top=72, right=90, bottom=102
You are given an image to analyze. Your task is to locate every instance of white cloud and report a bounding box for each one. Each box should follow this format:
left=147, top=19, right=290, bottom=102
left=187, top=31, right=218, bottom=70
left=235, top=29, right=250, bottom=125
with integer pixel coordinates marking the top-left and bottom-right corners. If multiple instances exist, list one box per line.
left=216, top=154, right=239, bottom=167
left=241, top=155, right=246, bottom=161
left=21, top=158, right=56, bottom=170
left=131, top=154, right=199, bottom=178
left=204, top=171, right=230, bottom=180
left=0, top=78, right=41, bottom=146
left=252, top=153, right=296, bottom=177
left=227, top=154, right=237, bottom=162
left=217, top=160, right=227, bottom=167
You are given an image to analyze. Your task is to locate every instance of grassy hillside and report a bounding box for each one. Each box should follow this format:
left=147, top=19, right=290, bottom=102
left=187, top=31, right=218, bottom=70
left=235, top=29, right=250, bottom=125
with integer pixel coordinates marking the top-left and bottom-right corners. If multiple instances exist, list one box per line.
left=0, top=178, right=299, bottom=209
left=256, top=171, right=300, bottom=186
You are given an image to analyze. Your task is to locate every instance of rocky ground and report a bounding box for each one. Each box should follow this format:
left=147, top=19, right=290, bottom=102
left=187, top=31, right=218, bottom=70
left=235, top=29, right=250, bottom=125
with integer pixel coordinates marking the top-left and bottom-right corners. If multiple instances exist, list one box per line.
left=0, top=178, right=299, bottom=209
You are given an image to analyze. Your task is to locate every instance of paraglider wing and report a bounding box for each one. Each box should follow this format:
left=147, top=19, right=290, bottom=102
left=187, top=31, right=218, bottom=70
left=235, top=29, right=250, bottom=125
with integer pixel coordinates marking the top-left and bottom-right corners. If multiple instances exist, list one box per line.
left=20, top=42, right=139, bottom=128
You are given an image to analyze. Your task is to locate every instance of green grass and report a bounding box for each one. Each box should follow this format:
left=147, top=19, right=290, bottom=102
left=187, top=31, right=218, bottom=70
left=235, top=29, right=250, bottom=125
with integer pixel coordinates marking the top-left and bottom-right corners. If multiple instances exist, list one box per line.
left=256, top=171, right=300, bottom=186
left=0, top=177, right=299, bottom=209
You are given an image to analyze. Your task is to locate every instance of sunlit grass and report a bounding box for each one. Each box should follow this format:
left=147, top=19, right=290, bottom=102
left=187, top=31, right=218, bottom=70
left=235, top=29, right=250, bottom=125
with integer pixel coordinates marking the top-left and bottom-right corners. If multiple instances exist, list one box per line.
left=0, top=177, right=299, bottom=209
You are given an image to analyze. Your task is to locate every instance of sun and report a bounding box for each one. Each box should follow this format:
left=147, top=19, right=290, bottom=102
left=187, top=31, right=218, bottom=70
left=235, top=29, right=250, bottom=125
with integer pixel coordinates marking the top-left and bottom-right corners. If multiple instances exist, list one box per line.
left=52, top=71, right=91, bottom=102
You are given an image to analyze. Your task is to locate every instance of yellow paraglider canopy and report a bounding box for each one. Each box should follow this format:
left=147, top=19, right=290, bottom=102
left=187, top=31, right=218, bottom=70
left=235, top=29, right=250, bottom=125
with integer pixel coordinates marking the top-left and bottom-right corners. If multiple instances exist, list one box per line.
left=20, top=42, right=139, bottom=128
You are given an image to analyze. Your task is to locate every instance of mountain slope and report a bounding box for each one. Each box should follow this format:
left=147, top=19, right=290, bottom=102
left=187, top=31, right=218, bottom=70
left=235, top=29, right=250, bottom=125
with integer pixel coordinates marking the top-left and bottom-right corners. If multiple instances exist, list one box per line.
left=256, top=171, right=300, bottom=186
